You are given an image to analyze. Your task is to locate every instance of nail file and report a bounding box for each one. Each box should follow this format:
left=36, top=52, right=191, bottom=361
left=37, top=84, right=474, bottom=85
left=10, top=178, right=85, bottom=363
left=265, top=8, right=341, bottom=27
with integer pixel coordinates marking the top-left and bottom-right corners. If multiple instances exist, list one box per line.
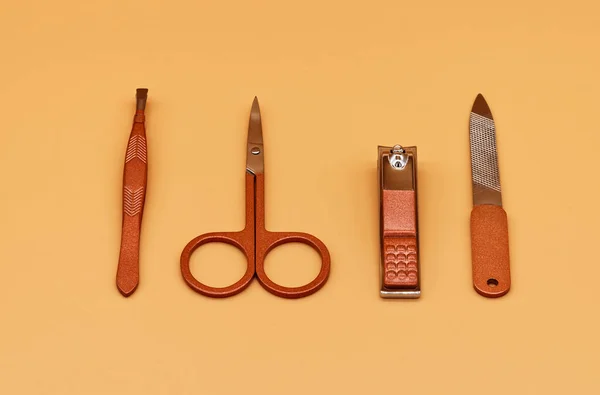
left=469, top=94, right=511, bottom=298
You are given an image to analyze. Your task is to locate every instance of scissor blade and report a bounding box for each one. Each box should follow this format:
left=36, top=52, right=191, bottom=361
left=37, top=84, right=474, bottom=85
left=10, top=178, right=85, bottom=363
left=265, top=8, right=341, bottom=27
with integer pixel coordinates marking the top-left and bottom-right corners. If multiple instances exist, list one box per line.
left=246, top=96, right=264, bottom=175
left=469, top=94, right=502, bottom=206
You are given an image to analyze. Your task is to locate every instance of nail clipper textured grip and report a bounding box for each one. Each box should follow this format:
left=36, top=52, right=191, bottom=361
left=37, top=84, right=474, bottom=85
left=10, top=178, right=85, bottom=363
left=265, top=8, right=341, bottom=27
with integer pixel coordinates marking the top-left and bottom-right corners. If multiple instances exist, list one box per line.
left=116, top=111, right=148, bottom=296
left=470, top=205, right=511, bottom=297
left=382, top=190, right=418, bottom=288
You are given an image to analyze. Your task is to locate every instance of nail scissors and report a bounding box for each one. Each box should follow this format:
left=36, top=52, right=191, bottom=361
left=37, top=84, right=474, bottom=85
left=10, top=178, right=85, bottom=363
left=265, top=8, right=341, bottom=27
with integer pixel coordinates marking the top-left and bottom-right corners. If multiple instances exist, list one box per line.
left=180, top=97, right=331, bottom=298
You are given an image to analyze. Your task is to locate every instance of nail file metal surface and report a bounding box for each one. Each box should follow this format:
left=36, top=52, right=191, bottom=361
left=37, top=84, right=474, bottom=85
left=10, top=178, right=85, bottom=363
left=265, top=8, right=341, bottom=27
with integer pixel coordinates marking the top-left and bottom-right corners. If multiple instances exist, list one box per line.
left=469, top=94, right=511, bottom=297
left=470, top=95, right=502, bottom=206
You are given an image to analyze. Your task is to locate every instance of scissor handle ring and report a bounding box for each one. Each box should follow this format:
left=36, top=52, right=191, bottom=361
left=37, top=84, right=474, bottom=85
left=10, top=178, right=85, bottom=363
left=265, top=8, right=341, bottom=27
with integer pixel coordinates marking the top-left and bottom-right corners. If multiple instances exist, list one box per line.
left=255, top=231, right=331, bottom=298
left=180, top=232, right=255, bottom=298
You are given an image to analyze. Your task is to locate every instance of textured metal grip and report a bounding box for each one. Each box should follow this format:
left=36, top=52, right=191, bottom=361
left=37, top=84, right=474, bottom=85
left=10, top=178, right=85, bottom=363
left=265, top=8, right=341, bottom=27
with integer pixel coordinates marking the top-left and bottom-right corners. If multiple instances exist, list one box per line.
left=116, top=110, right=148, bottom=296
left=382, top=190, right=418, bottom=288
left=383, top=236, right=418, bottom=288
left=470, top=205, right=511, bottom=297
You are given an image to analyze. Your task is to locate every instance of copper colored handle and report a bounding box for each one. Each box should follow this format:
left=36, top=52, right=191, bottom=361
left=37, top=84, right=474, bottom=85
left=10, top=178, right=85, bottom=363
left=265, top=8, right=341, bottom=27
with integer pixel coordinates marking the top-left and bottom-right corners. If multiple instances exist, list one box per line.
left=180, top=232, right=255, bottom=298
left=470, top=205, right=511, bottom=297
left=382, top=190, right=418, bottom=289
left=116, top=215, right=142, bottom=295
left=116, top=105, right=148, bottom=297
left=255, top=231, right=331, bottom=298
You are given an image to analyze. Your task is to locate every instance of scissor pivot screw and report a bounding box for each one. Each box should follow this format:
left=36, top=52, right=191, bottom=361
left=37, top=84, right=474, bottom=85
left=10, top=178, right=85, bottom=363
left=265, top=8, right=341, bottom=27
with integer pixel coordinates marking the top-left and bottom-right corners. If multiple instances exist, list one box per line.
left=389, top=145, right=408, bottom=169
left=251, top=147, right=261, bottom=155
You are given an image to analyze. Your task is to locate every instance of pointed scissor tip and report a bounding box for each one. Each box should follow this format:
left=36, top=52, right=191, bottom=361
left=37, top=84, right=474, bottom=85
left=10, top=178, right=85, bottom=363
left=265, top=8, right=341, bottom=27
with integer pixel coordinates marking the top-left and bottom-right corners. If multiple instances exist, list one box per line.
left=251, top=96, right=261, bottom=119
left=472, top=93, right=492, bottom=118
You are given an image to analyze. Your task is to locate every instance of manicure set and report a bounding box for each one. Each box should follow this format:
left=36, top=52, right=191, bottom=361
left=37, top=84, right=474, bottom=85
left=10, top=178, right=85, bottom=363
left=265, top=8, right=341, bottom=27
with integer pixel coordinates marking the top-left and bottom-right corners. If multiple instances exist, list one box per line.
left=117, top=89, right=511, bottom=299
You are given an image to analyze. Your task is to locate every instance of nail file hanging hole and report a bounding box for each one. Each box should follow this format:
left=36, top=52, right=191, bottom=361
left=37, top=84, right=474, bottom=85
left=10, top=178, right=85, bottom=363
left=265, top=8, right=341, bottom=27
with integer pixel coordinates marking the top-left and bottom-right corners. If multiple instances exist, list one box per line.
left=264, top=243, right=322, bottom=287
left=487, top=278, right=499, bottom=287
left=251, top=147, right=261, bottom=155
left=189, top=243, right=248, bottom=287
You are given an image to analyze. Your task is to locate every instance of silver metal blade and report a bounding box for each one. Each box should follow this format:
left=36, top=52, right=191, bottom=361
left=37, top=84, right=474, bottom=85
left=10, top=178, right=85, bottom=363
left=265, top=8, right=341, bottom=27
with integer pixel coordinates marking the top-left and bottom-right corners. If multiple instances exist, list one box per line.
left=246, top=96, right=264, bottom=175
left=469, top=94, right=502, bottom=206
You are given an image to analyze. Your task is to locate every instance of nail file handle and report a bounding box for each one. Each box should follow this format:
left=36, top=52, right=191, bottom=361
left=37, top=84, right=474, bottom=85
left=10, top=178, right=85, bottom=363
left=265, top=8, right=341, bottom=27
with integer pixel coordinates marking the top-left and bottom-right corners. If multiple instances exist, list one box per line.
left=470, top=204, right=511, bottom=297
left=116, top=111, right=148, bottom=297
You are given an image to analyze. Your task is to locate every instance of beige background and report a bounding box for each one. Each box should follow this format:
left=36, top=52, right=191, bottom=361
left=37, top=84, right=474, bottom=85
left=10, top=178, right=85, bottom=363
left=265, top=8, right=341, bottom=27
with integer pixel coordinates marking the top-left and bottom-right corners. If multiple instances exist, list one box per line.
left=1, top=1, right=599, bottom=394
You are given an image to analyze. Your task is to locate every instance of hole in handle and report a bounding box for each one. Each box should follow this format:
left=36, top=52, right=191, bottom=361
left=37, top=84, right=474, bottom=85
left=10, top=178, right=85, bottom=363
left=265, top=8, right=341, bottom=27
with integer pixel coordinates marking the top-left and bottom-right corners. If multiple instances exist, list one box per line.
left=487, top=278, right=499, bottom=287
left=189, top=242, right=248, bottom=288
left=264, top=243, right=322, bottom=288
